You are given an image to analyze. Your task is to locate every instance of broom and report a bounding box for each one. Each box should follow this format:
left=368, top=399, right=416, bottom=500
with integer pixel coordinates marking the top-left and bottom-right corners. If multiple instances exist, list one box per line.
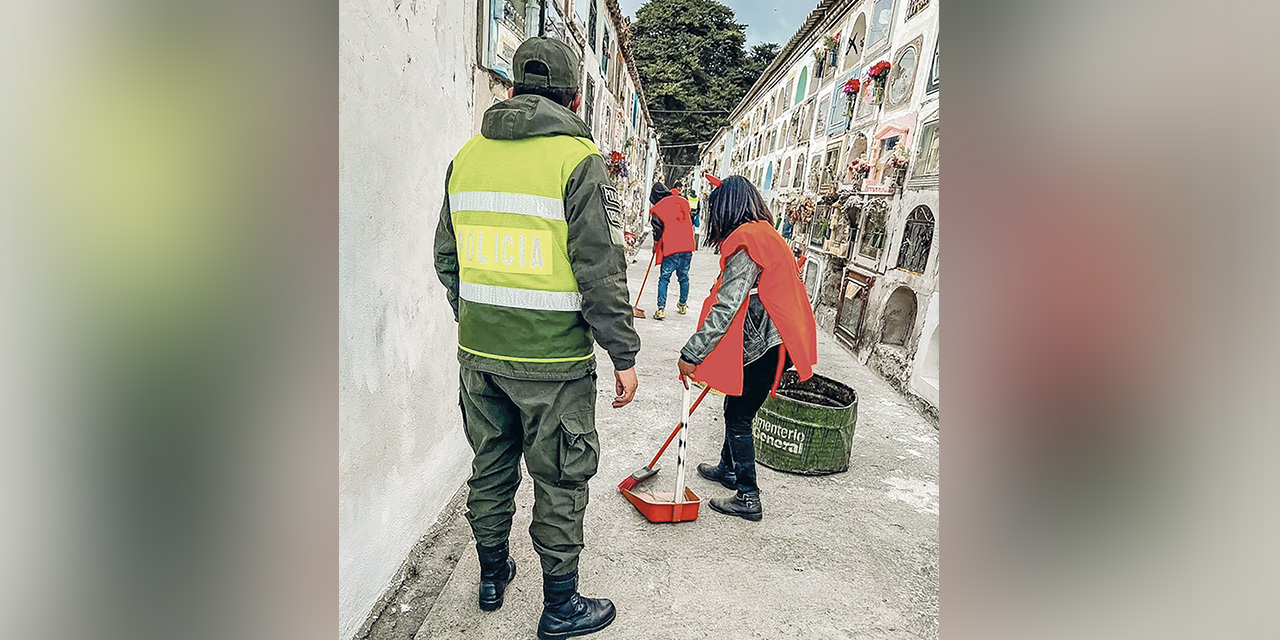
left=632, top=251, right=655, bottom=318
left=617, top=385, right=712, bottom=491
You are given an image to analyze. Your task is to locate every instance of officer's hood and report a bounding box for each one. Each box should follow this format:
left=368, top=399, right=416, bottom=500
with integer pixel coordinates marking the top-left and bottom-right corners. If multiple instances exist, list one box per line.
left=481, top=94, right=593, bottom=141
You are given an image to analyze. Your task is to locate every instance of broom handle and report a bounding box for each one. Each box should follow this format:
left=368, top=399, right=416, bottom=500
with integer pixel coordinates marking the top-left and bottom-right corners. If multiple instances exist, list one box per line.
left=672, top=378, right=691, bottom=503
left=633, top=253, right=655, bottom=307
left=645, top=385, right=711, bottom=470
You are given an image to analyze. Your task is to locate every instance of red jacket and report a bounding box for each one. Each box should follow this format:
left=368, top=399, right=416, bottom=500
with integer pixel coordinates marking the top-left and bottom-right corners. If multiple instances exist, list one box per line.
left=650, top=195, right=696, bottom=260
left=692, top=221, right=819, bottom=396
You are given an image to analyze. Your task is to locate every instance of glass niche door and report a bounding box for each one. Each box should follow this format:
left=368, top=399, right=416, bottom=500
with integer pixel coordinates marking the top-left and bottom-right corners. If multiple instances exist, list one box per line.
left=834, top=275, right=871, bottom=348
left=804, top=257, right=822, bottom=304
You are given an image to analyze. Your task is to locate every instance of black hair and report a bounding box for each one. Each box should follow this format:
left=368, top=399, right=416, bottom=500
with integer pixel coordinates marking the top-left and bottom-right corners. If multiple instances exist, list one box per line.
left=649, top=182, right=672, bottom=205
left=703, top=175, right=775, bottom=250
left=512, top=61, right=578, bottom=108
left=672, top=181, right=683, bottom=190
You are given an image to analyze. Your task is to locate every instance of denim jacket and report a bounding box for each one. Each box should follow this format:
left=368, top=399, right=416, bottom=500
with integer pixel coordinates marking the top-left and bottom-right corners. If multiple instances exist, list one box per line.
left=680, top=249, right=783, bottom=366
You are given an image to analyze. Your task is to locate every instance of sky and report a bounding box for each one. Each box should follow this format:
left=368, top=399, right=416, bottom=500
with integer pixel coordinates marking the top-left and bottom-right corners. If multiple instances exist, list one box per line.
left=616, top=0, right=814, bottom=47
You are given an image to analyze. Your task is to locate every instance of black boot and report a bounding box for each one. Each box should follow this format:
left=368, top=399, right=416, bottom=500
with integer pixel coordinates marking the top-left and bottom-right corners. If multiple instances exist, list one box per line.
left=537, top=571, right=617, bottom=640
left=708, top=490, right=762, bottom=521
left=697, top=462, right=737, bottom=490
left=476, top=542, right=517, bottom=611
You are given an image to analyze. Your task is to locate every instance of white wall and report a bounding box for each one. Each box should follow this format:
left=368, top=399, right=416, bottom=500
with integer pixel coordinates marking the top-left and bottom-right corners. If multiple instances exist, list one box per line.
left=339, top=1, right=478, bottom=638
left=910, top=291, right=939, bottom=406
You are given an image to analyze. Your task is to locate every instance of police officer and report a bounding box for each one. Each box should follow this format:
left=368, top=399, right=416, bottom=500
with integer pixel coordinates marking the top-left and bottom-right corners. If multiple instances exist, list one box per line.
left=434, top=38, right=640, bottom=640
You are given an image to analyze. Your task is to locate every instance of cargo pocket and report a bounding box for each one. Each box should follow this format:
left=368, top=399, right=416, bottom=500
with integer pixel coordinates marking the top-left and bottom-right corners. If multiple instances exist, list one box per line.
left=557, top=411, right=599, bottom=485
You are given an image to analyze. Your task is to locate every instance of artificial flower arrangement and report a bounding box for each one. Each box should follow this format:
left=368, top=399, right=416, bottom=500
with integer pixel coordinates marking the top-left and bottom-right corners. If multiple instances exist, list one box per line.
left=888, top=144, right=910, bottom=171
left=865, top=60, right=892, bottom=104
left=605, top=150, right=630, bottom=179
left=842, top=77, right=862, bottom=117
left=786, top=196, right=816, bottom=223
left=823, top=34, right=841, bottom=66
left=848, top=153, right=872, bottom=178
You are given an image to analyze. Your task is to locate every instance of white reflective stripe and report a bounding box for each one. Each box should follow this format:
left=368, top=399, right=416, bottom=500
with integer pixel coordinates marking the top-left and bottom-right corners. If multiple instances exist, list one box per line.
left=460, top=281, right=582, bottom=312
left=450, top=191, right=565, bottom=221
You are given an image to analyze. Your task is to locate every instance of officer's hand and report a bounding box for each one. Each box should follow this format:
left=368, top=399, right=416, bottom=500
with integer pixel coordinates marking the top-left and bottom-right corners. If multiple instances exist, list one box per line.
left=613, top=367, right=638, bottom=408
left=677, top=358, right=697, bottom=379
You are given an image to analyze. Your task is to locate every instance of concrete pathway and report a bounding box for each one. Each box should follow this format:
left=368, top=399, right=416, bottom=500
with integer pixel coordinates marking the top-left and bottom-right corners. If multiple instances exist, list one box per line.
left=414, top=246, right=939, bottom=639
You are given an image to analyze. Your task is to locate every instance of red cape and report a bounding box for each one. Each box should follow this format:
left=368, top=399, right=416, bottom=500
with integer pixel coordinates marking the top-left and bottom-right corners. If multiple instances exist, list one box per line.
left=650, top=195, right=695, bottom=260
left=692, top=221, right=818, bottom=395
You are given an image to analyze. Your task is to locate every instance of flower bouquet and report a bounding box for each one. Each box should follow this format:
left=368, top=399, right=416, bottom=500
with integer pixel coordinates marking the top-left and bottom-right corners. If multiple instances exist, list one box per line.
left=865, top=60, right=891, bottom=105
left=848, top=153, right=872, bottom=180
left=787, top=197, right=815, bottom=223
left=888, top=145, right=910, bottom=186
left=842, top=77, right=861, bottom=118
left=824, top=34, right=841, bottom=66
left=889, top=145, right=910, bottom=171
left=605, top=150, right=630, bottom=179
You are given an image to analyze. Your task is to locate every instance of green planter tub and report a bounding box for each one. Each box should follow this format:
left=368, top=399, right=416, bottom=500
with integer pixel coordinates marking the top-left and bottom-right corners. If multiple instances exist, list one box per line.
left=752, top=371, right=858, bottom=475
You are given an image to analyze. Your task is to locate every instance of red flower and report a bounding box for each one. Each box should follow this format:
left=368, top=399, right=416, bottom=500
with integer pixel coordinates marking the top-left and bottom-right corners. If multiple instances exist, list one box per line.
left=843, top=78, right=861, bottom=94
left=868, top=61, right=892, bottom=78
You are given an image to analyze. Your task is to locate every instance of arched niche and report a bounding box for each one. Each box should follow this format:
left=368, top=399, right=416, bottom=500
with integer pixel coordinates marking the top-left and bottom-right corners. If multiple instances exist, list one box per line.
left=846, top=14, right=867, bottom=66
left=795, top=67, right=809, bottom=105
left=879, top=286, right=918, bottom=346
left=895, top=205, right=935, bottom=274
left=793, top=154, right=807, bottom=188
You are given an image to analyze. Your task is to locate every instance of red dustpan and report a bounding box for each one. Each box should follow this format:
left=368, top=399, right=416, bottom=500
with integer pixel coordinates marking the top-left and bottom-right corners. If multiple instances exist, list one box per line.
left=618, top=378, right=704, bottom=523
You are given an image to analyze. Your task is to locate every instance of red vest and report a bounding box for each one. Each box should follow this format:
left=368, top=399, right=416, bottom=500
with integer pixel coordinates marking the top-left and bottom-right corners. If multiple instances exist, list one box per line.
left=692, top=221, right=819, bottom=396
left=650, top=195, right=696, bottom=259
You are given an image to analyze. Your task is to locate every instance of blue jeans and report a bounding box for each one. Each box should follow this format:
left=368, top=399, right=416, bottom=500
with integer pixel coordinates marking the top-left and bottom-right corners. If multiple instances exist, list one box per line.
left=656, top=251, right=691, bottom=309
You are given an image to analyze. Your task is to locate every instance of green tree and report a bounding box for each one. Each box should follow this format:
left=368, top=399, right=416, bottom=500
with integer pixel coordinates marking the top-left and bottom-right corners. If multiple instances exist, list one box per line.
left=740, top=43, right=782, bottom=89
left=630, top=0, right=777, bottom=184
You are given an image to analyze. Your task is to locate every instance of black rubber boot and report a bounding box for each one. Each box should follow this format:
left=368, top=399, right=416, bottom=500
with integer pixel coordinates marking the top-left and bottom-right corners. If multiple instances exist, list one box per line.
left=537, top=571, right=617, bottom=640
left=697, top=462, right=737, bottom=490
left=708, top=490, right=763, bottom=521
left=476, top=542, right=517, bottom=611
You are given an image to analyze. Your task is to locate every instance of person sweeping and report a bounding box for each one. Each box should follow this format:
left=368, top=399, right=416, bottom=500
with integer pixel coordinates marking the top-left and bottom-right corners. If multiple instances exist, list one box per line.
left=648, top=182, right=696, bottom=320
left=674, top=176, right=818, bottom=521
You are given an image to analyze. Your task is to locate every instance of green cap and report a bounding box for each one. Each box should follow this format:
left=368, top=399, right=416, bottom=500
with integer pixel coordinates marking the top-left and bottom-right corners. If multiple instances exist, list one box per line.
left=513, top=37, right=580, bottom=89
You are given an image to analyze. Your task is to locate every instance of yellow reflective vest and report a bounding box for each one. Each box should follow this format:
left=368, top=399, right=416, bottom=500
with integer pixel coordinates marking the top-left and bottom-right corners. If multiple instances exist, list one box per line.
left=447, top=133, right=601, bottom=366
